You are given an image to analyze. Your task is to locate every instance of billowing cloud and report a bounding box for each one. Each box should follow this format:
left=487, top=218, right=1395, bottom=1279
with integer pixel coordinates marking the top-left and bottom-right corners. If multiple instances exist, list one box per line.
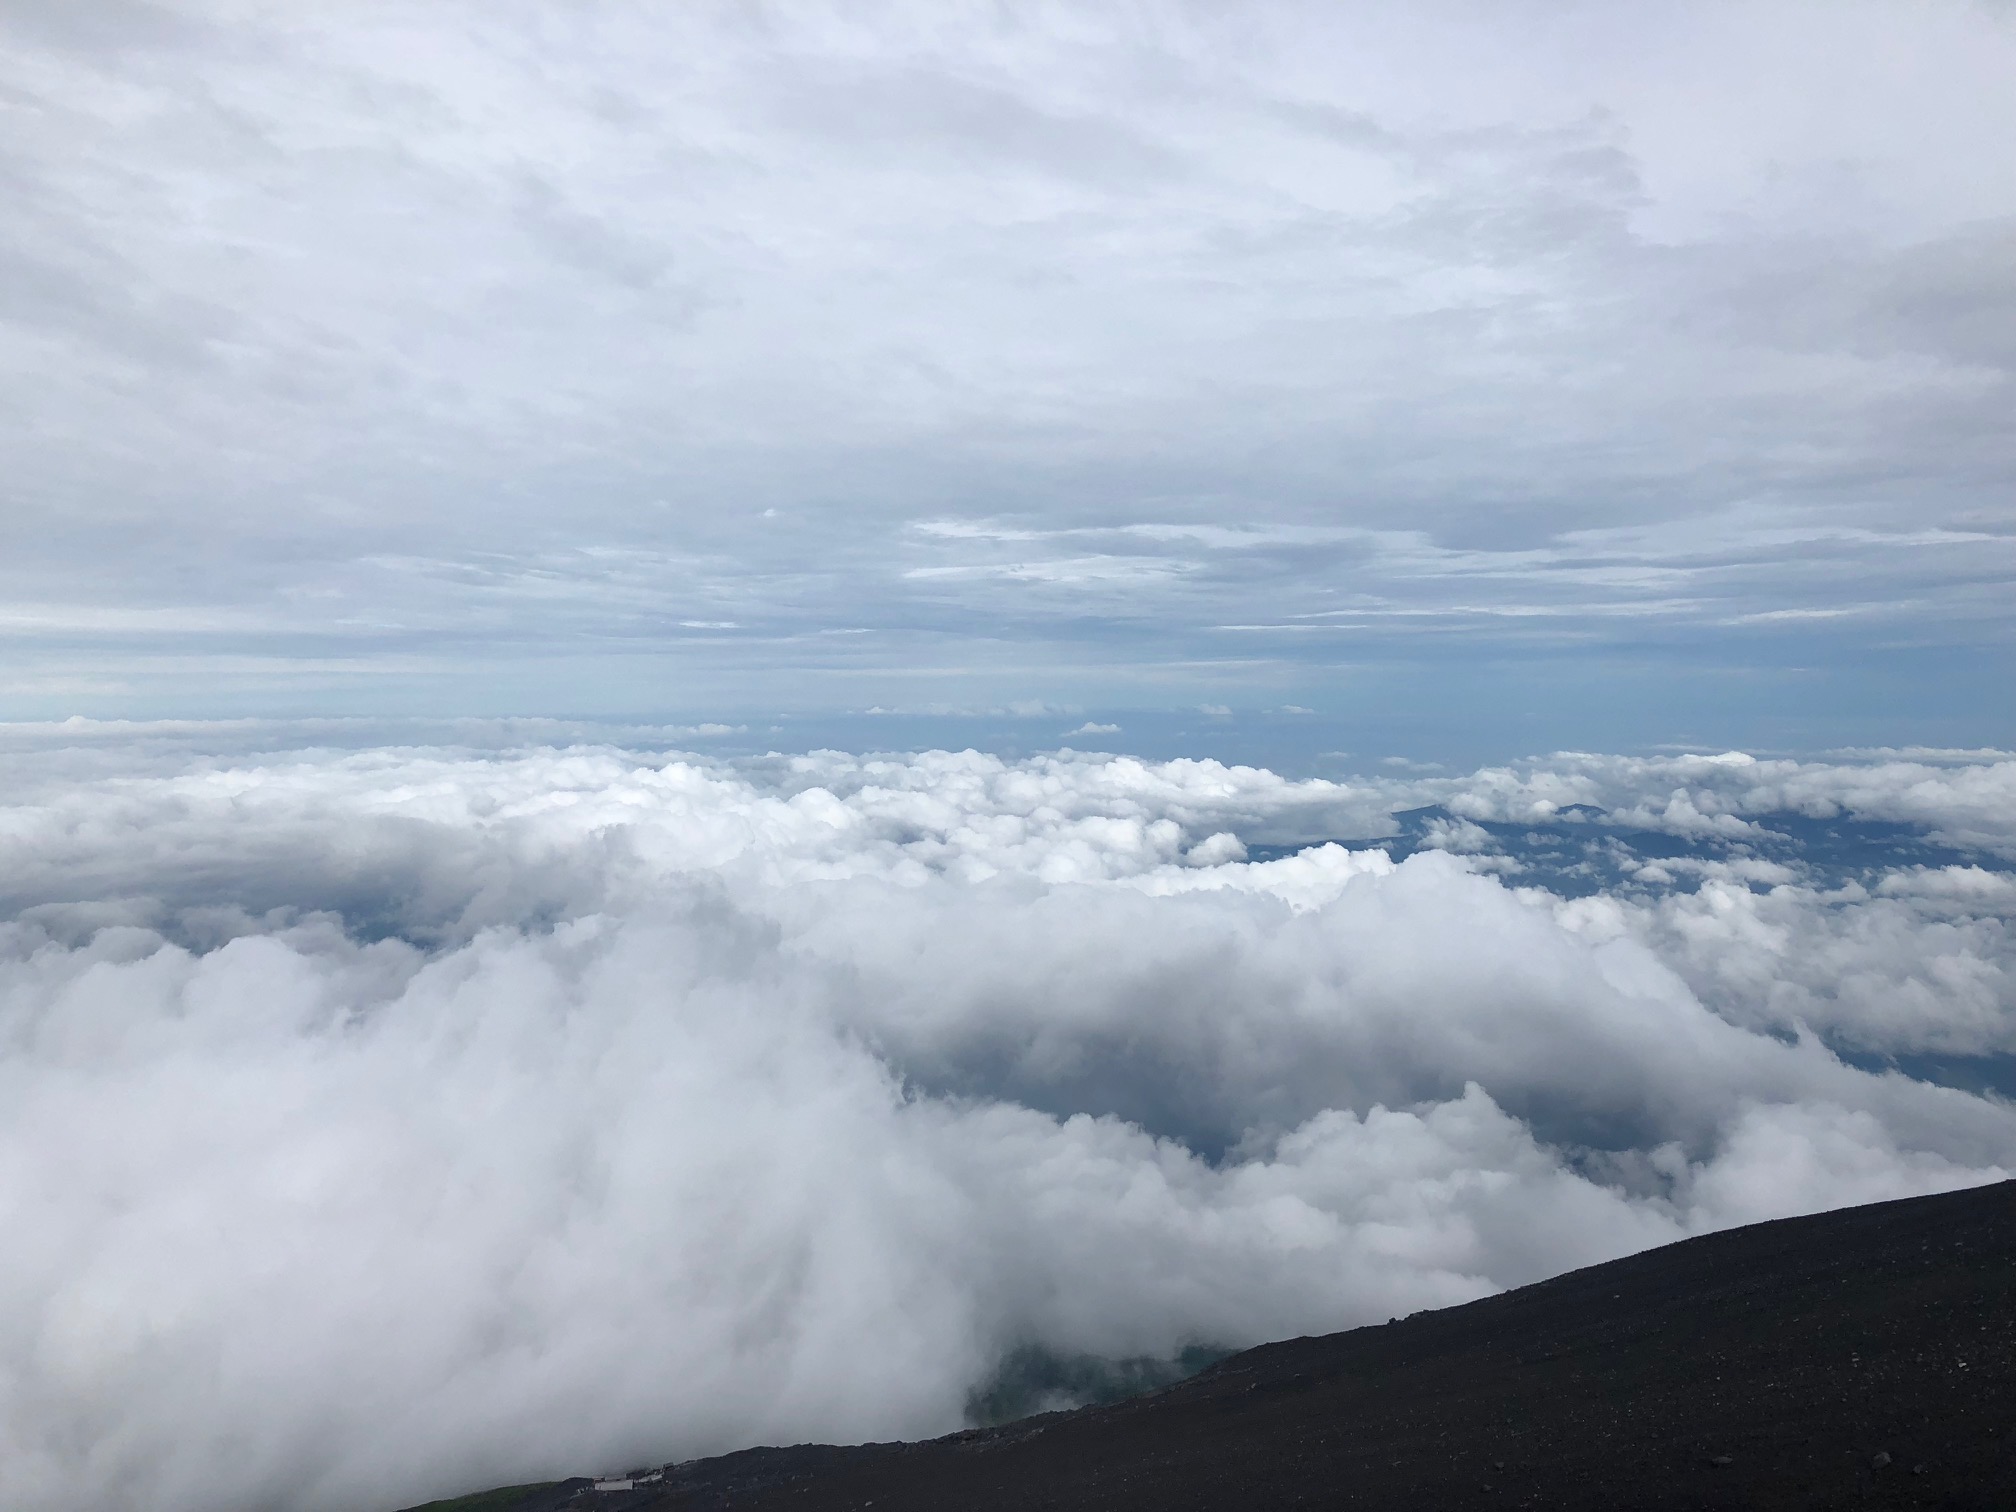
left=2, top=730, right=2012, bottom=1511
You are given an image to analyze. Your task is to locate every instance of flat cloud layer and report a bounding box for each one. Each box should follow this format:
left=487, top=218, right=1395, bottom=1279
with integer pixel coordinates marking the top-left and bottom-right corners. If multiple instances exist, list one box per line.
left=3, top=730, right=2014, bottom=1511
left=1, top=2, right=2013, bottom=732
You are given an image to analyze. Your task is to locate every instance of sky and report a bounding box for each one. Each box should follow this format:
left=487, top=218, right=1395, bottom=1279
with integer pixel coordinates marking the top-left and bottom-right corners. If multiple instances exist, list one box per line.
left=4, top=0, right=2014, bottom=760
left=5, top=10, right=2016, bottom=1511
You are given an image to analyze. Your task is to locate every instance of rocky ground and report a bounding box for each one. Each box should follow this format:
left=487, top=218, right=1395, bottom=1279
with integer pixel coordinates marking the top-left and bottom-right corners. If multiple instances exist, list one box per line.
left=402, top=1179, right=2016, bottom=1512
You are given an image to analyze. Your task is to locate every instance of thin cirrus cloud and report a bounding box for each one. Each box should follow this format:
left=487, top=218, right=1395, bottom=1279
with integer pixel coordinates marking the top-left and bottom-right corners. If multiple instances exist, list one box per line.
left=0, top=1, right=2011, bottom=736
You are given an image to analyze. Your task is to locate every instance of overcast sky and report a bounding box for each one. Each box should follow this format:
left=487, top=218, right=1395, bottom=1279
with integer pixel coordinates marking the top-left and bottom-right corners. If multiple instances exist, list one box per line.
left=4, top=0, right=2014, bottom=754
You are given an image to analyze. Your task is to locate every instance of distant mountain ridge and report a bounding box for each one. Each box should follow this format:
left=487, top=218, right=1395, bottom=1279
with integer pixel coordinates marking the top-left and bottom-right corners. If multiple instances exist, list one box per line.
left=400, top=1178, right=2016, bottom=1512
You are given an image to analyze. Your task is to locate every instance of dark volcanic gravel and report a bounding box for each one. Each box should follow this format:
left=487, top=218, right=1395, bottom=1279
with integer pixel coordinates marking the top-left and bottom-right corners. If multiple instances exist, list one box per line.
left=409, top=1179, right=2016, bottom=1512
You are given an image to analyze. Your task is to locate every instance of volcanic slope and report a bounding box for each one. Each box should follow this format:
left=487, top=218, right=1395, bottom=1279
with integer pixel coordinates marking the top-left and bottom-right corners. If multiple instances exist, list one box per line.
left=402, top=1179, right=2016, bottom=1512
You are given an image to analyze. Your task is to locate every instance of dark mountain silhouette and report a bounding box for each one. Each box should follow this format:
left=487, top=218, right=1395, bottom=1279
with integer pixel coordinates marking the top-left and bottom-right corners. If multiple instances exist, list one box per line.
left=401, top=1179, right=2016, bottom=1512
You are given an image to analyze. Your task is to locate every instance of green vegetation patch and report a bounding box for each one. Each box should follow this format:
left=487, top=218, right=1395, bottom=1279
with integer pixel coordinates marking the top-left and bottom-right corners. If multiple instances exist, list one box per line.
left=967, top=1343, right=1232, bottom=1426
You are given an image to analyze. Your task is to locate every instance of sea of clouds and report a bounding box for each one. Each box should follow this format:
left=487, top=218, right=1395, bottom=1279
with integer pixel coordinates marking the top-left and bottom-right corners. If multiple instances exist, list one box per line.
left=3, top=727, right=2014, bottom=1511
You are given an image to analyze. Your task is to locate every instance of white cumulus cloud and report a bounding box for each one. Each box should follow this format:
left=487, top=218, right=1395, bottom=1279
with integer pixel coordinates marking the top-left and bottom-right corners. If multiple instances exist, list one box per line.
left=0, top=731, right=2012, bottom=1511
